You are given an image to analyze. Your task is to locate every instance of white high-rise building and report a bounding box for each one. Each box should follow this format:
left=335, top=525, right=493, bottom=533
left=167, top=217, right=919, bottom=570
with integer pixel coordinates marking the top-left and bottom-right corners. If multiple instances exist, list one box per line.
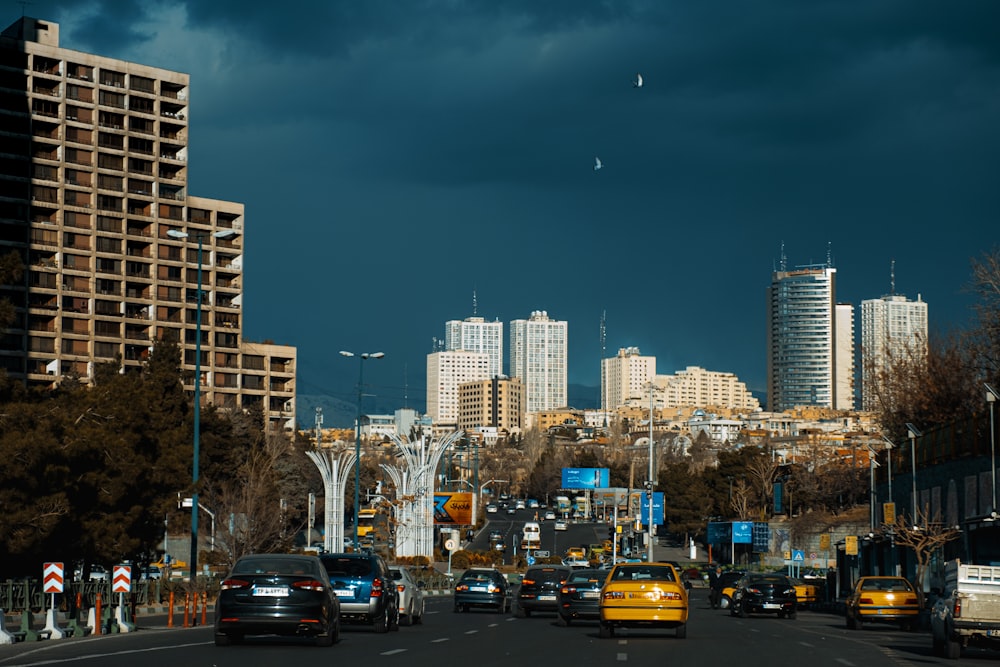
left=426, top=350, right=490, bottom=426
left=766, top=258, right=854, bottom=411
left=861, top=293, right=928, bottom=411
left=601, top=347, right=655, bottom=411
left=445, top=316, right=503, bottom=379
left=656, top=366, right=760, bottom=411
left=509, top=310, right=567, bottom=413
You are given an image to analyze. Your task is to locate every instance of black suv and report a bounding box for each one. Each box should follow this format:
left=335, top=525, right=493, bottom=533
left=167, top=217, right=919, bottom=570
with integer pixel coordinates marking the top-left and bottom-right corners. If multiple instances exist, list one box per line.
left=517, top=565, right=570, bottom=617
left=320, top=553, right=399, bottom=632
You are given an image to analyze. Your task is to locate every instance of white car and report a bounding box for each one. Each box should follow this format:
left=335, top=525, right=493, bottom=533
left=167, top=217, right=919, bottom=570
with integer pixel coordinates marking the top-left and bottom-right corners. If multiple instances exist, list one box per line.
left=390, top=566, right=426, bottom=626
left=543, top=510, right=556, bottom=521
left=486, top=504, right=498, bottom=513
left=562, top=556, right=590, bottom=569
left=553, top=520, right=568, bottom=531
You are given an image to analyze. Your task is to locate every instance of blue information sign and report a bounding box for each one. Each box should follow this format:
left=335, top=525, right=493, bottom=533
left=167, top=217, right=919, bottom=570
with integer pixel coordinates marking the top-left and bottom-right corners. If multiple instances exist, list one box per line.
left=733, top=521, right=753, bottom=544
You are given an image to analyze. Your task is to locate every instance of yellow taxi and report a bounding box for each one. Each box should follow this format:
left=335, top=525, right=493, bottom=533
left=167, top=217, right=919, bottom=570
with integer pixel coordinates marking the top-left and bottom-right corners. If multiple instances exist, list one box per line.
left=846, top=576, right=920, bottom=630
left=790, top=578, right=820, bottom=605
left=598, top=562, right=688, bottom=638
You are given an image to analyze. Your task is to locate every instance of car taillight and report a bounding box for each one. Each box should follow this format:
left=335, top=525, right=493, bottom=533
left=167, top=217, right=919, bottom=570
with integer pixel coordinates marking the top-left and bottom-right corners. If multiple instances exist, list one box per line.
left=371, top=577, right=384, bottom=597
left=292, top=580, right=327, bottom=592
left=661, top=591, right=683, bottom=600
left=220, top=578, right=250, bottom=590
left=954, top=599, right=962, bottom=618
left=455, top=584, right=469, bottom=592
left=604, top=591, right=625, bottom=600
left=860, top=596, right=874, bottom=604
left=561, top=586, right=575, bottom=594
left=522, top=578, right=536, bottom=585
left=397, top=584, right=406, bottom=593
left=904, top=596, right=918, bottom=605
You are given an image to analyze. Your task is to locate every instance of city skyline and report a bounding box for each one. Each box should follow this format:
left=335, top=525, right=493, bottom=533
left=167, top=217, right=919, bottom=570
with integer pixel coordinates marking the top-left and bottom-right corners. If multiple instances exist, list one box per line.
left=38, top=2, right=999, bottom=414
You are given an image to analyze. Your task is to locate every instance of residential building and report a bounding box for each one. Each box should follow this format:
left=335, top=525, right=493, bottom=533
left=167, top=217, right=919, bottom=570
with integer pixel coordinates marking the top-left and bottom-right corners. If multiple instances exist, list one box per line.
left=655, top=365, right=760, bottom=411
left=456, top=375, right=523, bottom=436
left=0, top=17, right=295, bottom=426
left=509, top=310, right=567, bottom=413
left=766, top=257, right=854, bottom=411
left=601, top=346, right=655, bottom=411
left=426, top=349, right=490, bottom=426
left=860, top=293, right=928, bottom=411
left=445, top=315, right=503, bottom=379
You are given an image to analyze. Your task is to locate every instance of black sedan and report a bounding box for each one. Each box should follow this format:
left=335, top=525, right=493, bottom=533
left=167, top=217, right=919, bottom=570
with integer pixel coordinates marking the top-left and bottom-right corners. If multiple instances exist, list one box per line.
left=454, top=567, right=512, bottom=613
left=730, top=573, right=797, bottom=619
left=215, top=553, right=340, bottom=646
left=558, top=568, right=606, bottom=625
left=517, top=565, right=571, bottom=617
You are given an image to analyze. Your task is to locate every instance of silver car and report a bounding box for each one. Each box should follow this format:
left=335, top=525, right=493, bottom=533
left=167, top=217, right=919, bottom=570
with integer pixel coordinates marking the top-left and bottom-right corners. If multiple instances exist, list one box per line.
left=389, top=566, right=426, bottom=625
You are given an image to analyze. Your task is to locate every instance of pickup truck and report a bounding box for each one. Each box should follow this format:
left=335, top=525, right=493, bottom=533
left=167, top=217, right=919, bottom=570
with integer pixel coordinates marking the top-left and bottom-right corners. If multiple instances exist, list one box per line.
left=931, top=559, right=1000, bottom=659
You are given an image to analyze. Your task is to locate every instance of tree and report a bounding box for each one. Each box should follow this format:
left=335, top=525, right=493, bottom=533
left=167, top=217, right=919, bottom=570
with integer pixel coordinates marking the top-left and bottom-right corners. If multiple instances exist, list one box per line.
left=891, top=506, right=962, bottom=608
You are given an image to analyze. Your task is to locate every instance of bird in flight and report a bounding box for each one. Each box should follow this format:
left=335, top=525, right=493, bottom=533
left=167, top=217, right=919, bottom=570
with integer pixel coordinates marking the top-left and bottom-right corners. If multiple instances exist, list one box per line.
left=634, top=73, right=643, bottom=88
left=594, top=157, right=603, bottom=171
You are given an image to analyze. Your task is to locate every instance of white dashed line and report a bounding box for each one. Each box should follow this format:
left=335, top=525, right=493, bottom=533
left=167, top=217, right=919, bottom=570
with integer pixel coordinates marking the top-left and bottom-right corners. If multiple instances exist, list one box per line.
left=382, top=649, right=407, bottom=655
left=431, top=637, right=449, bottom=643
left=617, top=653, right=628, bottom=661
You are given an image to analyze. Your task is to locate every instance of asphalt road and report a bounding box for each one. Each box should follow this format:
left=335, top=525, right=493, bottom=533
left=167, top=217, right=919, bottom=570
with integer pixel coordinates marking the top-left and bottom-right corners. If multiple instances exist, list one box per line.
left=3, top=585, right=995, bottom=667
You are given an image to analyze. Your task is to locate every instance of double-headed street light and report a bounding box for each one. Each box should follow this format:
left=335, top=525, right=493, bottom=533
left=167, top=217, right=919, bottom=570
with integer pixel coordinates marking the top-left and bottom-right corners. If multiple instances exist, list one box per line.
left=906, top=423, right=923, bottom=523
left=167, top=228, right=238, bottom=593
left=339, top=350, right=384, bottom=551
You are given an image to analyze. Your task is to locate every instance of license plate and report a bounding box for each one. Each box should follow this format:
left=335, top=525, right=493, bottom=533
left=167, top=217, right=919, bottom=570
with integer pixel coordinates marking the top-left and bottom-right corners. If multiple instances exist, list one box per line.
left=582, top=591, right=600, bottom=599
left=539, top=595, right=556, bottom=601
left=987, top=629, right=1000, bottom=637
left=763, top=603, right=780, bottom=609
left=253, top=586, right=288, bottom=597
left=470, top=586, right=487, bottom=592
left=334, top=589, right=354, bottom=597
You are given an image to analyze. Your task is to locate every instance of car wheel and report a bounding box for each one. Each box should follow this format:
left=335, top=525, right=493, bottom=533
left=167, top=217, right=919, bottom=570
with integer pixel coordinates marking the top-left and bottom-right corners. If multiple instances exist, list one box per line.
left=846, top=613, right=855, bottom=629
left=777, top=610, right=785, bottom=619
left=599, top=622, right=614, bottom=638
left=453, top=603, right=463, bottom=613
left=676, top=623, right=687, bottom=639
left=946, top=637, right=962, bottom=660
left=557, top=614, right=568, bottom=626
left=373, top=607, right=389, bottom=633
left=515, top=605, right=526, bottom=618
left=316, top=619, right=337, bottom=647
left=414, top=600, right=424, bottom=625
left=214, top=633, right=231, bottom=647
left=401, top=603, right=413, bottom=626
left=390, top=607, right=400, bottom=632
left=787, top=610, right=796, bottom=620
left=738, top=602, right=748, bottom=618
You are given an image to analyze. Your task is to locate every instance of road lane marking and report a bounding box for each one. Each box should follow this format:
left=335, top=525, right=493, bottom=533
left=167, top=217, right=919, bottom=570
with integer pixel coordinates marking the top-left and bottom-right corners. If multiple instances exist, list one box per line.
left=836, top=660, right=855, bottom=666
left=431, top=637, right=449, bottom=643
left=800, top=642, right=814, bottom=648
left=465, top=630, right=478, bottom=634
left=617, top=653, right=628, bottom=661
left=382, top=649, right=407, bottom=655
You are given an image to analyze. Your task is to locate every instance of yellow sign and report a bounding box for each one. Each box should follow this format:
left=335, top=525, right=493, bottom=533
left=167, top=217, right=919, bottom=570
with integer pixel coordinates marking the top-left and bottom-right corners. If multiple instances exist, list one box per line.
left=845, top=535, right=858, bottom=555
left=883, top=502, right=896, bottom=525
left=434, top=492, right=473, bottom=524
left=819, top=533, right=830, bottom=550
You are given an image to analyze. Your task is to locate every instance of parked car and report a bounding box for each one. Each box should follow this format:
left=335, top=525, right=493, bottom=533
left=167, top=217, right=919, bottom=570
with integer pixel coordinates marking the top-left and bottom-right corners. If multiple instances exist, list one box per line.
left=599, top=562, right=689, bottom=638
left=711, top=570, right=746, bottom=609
left=454, top=567, right=512, bottom=613
left=389, top=566, right=425, bottom=626
left=87, top=565, right=108, bottom=582
left=214, top=553, right=340, bottom=647
left=141, top=566, right=162, bottom=580
left=558, top=568, right=606, bottom=626
left=730, top=573, right=797, bottom=619
left=517, top=565, right=571, bottom=617
left=846, top=576, right=919, bottom=630
left=320, top=553, right=399, bottom=632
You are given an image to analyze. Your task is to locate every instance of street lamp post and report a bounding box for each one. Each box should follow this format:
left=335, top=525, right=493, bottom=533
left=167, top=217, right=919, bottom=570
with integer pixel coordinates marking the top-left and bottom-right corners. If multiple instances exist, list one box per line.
left=167, top=228, right=237, bottom=593
left=340, top=350, right=384, bottom=551
left=987, top=384, right=999, bottom=514
left=906, top=423, right=922, bottom=523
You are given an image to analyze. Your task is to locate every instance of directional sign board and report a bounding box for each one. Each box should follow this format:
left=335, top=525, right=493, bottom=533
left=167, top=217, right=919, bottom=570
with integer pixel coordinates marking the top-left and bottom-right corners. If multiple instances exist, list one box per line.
left=433, top=492, right=473, bottom=525
left=43, top=562, right=63, bottom=594
left=112, top=565, right=132, bottom=593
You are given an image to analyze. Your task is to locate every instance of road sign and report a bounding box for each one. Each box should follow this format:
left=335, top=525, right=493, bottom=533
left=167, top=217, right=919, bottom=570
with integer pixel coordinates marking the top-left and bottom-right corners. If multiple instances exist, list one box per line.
left=43, top=562, right=63, bottom=594
left=526, top=555, right=535, bottom=566
left=845, top=535, right=858, bottom=555
left=444, top=539, right=457, bottom=552
left=792, top=550, right=805, bottom=562
left=112, top=565, right=132, bottom=593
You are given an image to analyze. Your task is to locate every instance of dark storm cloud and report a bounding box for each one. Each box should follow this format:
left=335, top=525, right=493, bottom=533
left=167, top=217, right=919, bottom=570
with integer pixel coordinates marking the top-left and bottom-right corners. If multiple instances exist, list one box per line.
left=38, top=0, right=1000, bottom=406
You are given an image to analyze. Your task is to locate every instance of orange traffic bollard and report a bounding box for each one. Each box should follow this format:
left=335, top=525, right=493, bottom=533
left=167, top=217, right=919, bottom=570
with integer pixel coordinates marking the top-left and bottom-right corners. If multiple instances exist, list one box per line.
left=201, top=591, right=207, bottom=626
left=167, top=590, right=174, bottom=628
left=192, top=589, right=199, bottom=627
left=183, top=592, right=190, bottom=628
left=95, top=591, right=102, bottom=636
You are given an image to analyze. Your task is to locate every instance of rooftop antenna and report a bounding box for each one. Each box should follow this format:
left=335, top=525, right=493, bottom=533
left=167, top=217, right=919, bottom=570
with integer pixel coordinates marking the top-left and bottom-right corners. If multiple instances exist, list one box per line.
left=16, top=1, right=30, bottom=17
left=472, top=288, right=477, bottom=317
left=779, top=241, right=787, bottom=272
left=600, top=309, right=607, bottom=425
left=890, top=258, right=896, bottom=296
left=826, top=241, right=832, bottom=268
left=402, top=363, right=408, bottom=408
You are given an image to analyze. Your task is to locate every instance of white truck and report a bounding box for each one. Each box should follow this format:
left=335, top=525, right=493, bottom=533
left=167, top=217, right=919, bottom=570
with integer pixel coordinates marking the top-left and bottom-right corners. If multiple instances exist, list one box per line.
left=931, top=559, right=1000, bottom=659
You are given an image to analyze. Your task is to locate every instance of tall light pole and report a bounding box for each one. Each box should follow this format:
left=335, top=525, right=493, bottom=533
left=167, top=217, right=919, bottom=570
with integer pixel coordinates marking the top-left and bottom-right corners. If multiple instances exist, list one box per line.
left=987, top=384, right=999, bottom=514
left=648, top=382, right=655, bottom=563
left=906, top=423, right=922, bottom=523
left=340, top=350, right=384, bottom=551
left=167, top=228, right=237, bottom=592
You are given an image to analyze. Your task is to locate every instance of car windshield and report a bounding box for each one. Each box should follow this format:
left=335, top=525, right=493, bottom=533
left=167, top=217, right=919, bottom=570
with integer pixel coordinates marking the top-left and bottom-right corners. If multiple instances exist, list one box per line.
left=612, top=566, right=676, bottom=582
left=861, top=578, right=912, bottom=592
left=323, top=558, right=373, bottom=577
left=461, top=572, right=497, bottom=584
left=234, top=558, right=318, bottom=576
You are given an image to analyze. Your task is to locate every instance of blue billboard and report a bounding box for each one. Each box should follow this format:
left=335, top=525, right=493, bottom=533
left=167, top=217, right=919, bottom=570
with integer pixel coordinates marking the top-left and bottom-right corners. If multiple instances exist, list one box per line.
left=638, top=491, right=664, bottom=527
left=561, top=467, right=610, bottom=490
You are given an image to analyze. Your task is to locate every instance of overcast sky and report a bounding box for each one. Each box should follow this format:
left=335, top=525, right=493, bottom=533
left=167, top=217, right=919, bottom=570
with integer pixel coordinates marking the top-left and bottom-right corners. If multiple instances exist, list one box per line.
left=36, top=1, right=1000, bottom=412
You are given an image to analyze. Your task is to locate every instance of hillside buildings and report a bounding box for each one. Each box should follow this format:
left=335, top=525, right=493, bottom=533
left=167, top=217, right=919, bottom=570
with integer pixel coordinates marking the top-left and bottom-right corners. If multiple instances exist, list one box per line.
left=0, top=17, right=295, bottom=430
left=601, top=347, right=655, bottom=411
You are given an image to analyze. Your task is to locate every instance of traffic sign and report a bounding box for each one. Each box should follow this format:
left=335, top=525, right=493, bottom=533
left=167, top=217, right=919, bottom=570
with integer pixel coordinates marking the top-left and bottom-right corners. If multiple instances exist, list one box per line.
left=792, top=550, right=804, bottom=562
left=526, top=555, right=535, bottom=565
left=43, top=562, right=63, bottom=594
left=112, top=565, right=132, bottom=593
left=444, top=539, right=457, bottom=552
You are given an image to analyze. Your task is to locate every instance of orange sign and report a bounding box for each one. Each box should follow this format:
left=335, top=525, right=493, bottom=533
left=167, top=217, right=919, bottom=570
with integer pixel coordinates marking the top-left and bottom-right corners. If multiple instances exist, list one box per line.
left=43, top=562, right=63, bottom=593
left=112, top=565, right=132, bottom=593
left=845, top=535, right=858, bottom=556
left=434, top=492, right=473, bottom=524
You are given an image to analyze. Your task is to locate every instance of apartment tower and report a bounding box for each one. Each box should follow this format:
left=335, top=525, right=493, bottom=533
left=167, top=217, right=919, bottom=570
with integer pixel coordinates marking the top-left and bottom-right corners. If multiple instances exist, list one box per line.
left=445, top=315, right=503, bottom=379
left=601, top=346, right=655, bottom=411
left=509, top=310, right=567, bottom=413
left=861, top=292, right=928, bottom=411
left=0, top=17, right=295, bottom=430
left=766, top=256, right=854, bottom=412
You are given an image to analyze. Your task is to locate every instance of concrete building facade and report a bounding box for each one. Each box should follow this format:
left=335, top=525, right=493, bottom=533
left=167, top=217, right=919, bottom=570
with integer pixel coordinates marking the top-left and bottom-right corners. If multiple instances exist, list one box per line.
left=445, top=315, right=503, bottom=379
left=0, top=17, right=295, bottom=430
left=860, top=293, right=928, bottom=411
left=601, top=346, right=655, bottom=411
left=456, top=375, right=523, bottom=436
left=509, top=310, right=567, bottom=414
left=426, top=349, right=490, bottom=426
